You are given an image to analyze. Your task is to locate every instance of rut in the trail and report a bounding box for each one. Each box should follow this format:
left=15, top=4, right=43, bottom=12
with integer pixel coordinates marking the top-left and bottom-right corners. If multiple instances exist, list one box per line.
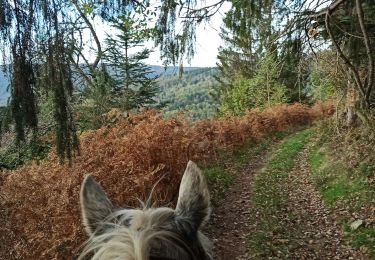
left=207, top=134, right=367, bottom=260
left=278, top=144, right=366, bottom=259
left=205, top=152, right=266, bottom=260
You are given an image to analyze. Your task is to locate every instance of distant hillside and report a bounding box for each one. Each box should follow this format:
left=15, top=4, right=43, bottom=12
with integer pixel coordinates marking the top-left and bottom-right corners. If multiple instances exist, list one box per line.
left=156, top=67, right=219, bottom=120
left=101, top=65, right=204, bottom=79
left=148, top=65, right=205, bottom=78
left=0, top=65, right=219, bottom=115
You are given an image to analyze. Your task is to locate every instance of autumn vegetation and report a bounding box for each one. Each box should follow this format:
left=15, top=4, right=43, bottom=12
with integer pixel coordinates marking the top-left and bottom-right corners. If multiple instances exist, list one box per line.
left=0, top=103, right=333, bottom=259
left=0, top=0, right=374, bottom=258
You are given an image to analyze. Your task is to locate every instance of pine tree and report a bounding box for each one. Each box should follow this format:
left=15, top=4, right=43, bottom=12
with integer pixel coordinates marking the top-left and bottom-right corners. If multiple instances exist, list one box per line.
left=216, top=0, right=307, bottom=105
left=220, top=52, right=287, bottom=116
left=104, top=12, right=158, bottom=112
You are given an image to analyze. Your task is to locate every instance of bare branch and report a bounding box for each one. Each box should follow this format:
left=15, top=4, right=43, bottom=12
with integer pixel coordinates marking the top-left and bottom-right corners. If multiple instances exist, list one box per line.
left=314, top=0, right=347, bottom=18
left=179, top=0, right=225, bottom=21
left=325, top=7, right=367, bottom=104
left=69, top=53, right=93, bottom=86
left=356, top=0, right=374, bottom=103
left=71, top=0, right=102, bottom=70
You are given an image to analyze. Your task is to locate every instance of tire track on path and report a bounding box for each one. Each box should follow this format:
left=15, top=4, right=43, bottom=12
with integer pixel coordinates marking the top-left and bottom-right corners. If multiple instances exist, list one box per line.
left=206, top=151, right=267, bottom=260
left=281, top=143, right=366, bottom=259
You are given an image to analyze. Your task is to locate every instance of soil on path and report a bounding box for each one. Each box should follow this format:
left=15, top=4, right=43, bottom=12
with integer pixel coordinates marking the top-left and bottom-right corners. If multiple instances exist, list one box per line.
left=206, top=137, right=368, bottom=260
left=205, top=152, right=266, bottom=260
left=280, top=144, right=366, bottom=259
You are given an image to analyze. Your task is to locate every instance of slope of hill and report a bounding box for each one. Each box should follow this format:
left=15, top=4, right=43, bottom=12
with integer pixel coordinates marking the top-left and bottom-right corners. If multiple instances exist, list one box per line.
left=156, top=67, right=219, bottom=120
left=148, top=65, right=205, bottom=78
left=0, top=65, right=213, bottom=108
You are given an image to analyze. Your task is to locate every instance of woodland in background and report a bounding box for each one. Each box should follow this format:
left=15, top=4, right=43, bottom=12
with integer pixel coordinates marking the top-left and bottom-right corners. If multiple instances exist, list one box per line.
left=0, top=0, right=374, bottom=163
left=157, top=67, right=219, bottom=120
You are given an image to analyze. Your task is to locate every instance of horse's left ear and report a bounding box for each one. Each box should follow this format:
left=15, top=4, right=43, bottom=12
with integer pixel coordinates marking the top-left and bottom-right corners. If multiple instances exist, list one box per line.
left=80, top=175, right=114, bottom=235
left=175, top=161, right=211, bottom=230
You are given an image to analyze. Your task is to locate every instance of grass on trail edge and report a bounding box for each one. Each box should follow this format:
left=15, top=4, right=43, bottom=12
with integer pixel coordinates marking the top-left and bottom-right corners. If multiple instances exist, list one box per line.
left=248, top=128, right=313, bottom=257
left=308, top=142, right=375, bottom=258
left=201, top=130, right=292, bottom=206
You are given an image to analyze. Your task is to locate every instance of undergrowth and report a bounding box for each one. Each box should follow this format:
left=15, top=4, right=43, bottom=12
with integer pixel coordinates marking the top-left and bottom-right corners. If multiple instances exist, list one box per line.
left=308, top=123, right=375, bottom=258
left=0, top=103, right=332, bottom=259
left=0, top=139, right=50, bottom=170
left=201, top=131, right=288, bottom=205
left=249, top=129, right=313, bottom=257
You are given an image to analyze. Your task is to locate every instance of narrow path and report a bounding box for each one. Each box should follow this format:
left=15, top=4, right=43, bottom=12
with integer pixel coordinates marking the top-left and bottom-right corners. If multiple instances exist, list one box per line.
left=281, top=144, right=366, bottom=259
left=206, top=152, right=266, bottom=260
left=207, top=132, right=368, bottom=259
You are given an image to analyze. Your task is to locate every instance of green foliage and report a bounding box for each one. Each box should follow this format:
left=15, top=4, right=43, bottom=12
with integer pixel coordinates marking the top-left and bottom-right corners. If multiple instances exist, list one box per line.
left=0, top=138, right=50, bottom=169
left=219, top=77, right=256, bottom=116
left=82, top=3, right=94, bottom=15
left=320, top=0, right=375, bottom=107
left=345, top=226, right=375, bottom=259
left=216, top=0, right=306, bottom=105
left=308, top=143, right=373, bottom=206
left=10, top=54, right=38, bottom=144
left=48, top=39, right=79, bottom=163
left=308, top=140, right=375, bottom=257
left=86, top=68, right=115, bottom=111
left=75, top=67, right=116, bottom=131
left=220, top=54, right=288, bottom=115
left=359, top=162, right=375, bottom=178
left=0, top=106, right=12, bottom=137
left=104, top=12, right=158, bottom=111
left=157, top=68, right=219, bottom=120
left=308, top=62, right=336, bottom=101
left=249, top=129, right=313, bottom=256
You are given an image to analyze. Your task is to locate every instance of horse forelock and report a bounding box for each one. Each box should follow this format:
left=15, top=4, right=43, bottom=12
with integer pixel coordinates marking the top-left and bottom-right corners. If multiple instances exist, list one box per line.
left=78, top=207, right=211, bottom=260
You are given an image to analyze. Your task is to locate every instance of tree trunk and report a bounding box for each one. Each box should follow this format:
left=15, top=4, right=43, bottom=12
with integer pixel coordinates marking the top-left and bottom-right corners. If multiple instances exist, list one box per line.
left=346, top=80, right=358, bottom=126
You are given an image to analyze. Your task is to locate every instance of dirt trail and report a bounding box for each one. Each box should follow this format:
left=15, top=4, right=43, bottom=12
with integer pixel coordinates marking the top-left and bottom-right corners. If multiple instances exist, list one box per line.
left=206, top=152, right=266, bottom=260
left=207, top=137, right=367, bottom=259
left=280, top=144, right=366, bottom=259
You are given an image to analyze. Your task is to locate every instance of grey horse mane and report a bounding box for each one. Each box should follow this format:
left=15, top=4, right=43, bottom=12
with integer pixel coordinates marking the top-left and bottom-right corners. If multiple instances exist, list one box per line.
left=78, top=207, right=211, bottom=260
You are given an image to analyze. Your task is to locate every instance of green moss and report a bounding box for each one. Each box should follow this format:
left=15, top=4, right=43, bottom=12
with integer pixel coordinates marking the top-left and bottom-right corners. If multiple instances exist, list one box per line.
left=308, top=139, right=375, bottom=257
left=359, top=162, right=375, bottom=178
left=202, top=166, right=234, bottom=202
left=343, top=224, right=375, bottom=259
left=308, top=145, right=326, bottom=172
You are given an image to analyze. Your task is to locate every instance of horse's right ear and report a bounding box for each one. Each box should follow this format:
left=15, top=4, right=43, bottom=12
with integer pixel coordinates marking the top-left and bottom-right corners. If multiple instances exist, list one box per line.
left=175, top=161, right=211, bottom=230
left=80, top=175, right=114, bottom=235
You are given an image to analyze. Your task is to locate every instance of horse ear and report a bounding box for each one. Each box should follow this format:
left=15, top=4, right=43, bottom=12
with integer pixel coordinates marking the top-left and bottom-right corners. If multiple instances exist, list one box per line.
left=175, top=161, right=211, bottom=230
left=80, top=175, right=114, bottom=235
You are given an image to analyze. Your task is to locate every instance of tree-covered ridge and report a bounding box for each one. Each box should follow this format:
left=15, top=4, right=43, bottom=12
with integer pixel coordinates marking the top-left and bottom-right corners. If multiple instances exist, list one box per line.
left=1, top=0, right=374, bottom=161
left=157, top=67, right=219, bottom=120
left=0, top=0, right=217, bottom=162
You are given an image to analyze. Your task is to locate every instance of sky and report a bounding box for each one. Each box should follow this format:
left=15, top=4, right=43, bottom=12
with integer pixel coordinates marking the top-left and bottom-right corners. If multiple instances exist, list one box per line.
left=146, top=3, right=230, bottom=68
left=0, top=1, right=231, bottom=68
left=91, top=1, right=231, bottom=68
